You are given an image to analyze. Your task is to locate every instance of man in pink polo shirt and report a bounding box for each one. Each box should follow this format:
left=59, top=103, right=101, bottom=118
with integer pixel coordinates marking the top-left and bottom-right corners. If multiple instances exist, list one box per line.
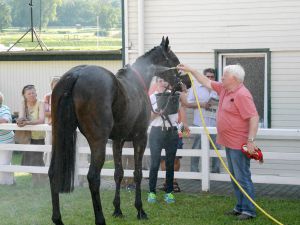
left=177, top=63, right=259, bottom=220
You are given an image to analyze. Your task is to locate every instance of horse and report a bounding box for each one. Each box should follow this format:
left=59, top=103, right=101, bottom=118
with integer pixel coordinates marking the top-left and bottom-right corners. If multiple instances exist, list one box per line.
left=48, top=37, right=186, bottom=225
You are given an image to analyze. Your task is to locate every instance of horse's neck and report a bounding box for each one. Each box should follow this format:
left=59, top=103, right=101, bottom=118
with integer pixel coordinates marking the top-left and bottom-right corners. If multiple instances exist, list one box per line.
left=131, top=60, right=152, bottom=89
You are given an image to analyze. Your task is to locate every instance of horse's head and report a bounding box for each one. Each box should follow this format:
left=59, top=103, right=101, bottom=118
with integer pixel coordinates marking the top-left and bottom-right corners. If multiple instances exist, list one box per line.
left=148, top=36, right=191, bottom=92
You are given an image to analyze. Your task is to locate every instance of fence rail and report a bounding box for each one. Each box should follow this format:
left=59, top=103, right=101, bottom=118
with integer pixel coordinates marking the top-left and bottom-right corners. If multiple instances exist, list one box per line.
left=0, top=124, right=300, bottom=191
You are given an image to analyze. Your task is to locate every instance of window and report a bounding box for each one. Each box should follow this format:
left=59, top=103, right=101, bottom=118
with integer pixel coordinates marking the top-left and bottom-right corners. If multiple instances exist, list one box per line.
left=215, top=49, right=271, bottom=128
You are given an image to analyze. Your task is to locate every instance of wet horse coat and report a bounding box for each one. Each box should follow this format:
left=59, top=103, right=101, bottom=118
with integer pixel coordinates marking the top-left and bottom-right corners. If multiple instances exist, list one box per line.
left=48, top=37, right=184, bottom=225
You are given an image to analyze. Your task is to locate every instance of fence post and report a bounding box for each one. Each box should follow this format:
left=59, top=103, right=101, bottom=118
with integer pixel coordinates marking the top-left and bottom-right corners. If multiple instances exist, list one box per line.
left=45, top=130, right=52, bottom=167
left=201, top=132, right=210, bottom=191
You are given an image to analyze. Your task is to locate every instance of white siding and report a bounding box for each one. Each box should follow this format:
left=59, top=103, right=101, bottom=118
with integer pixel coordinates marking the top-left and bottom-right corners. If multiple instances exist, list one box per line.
left=127, top=0, right=139, bottom=61
left=127, top=0, right=300, bottom=128
left=143, top=0, right=300, bottom=52
left=271, top=52, right=300, bottom=128
left=0, top=60, right=122, bottom=113
left=127, top=0, right=300, bottom=177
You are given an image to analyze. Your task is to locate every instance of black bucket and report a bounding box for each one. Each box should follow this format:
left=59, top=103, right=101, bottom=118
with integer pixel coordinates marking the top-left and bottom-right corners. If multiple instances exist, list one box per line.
left=155, top=92, right=180, bottom=115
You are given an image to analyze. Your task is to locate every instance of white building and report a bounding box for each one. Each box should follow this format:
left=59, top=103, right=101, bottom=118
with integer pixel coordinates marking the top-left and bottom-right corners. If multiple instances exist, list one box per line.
left=0, top=0, right=299, bottom=179
left=124, top=0, right=300, bottom=129
left=122, top=0, right=300, bottom=178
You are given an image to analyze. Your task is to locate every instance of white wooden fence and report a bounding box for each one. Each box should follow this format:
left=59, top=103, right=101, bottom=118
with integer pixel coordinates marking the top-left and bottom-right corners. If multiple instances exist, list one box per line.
left=0, top=124, right=300, bottom=191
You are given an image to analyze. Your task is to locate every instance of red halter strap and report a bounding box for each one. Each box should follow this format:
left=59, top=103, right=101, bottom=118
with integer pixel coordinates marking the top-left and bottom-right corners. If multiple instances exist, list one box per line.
left=130, top=66, right=148, bottom=93
left=130, top=66, right=161, bottom=115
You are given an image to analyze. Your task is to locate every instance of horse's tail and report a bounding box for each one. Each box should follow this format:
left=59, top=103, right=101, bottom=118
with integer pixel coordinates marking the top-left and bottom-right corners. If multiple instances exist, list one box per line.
left=49, top=71, right=80, bottom=193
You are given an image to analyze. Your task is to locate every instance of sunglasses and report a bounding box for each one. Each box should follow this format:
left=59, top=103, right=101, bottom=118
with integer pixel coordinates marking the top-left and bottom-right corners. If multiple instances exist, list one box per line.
left=22, top=85, right=35, bottom=95
left=23, top=84, right=35, bottom=89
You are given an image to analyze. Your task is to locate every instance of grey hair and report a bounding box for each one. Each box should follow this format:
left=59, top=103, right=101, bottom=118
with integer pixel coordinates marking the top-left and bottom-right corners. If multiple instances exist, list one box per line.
left=223, top=64, right=245, bottom=82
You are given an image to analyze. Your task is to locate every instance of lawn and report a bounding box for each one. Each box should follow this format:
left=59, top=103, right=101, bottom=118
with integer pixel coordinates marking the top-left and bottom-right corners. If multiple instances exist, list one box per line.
left=0, top=27, right=121, bottom=51
left=0, top=173, right=299, bottom=225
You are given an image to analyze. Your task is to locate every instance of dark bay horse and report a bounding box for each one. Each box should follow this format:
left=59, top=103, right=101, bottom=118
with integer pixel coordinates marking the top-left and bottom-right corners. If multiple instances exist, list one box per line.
left=48, top=37, right=184, bottom=225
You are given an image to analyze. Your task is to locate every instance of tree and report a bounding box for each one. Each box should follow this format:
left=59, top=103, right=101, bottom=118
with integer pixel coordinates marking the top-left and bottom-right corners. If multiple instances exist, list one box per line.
left=51, top=0, right=95, bottom=26
left=49, top=0, right=121, bottom=30
left=9, top=0, right=62, bottom=28
left=0, top=0, right=12, bottom=32
left=93, top=0, right=121, bottom=30
left=40, top=0, right=62, bottom=27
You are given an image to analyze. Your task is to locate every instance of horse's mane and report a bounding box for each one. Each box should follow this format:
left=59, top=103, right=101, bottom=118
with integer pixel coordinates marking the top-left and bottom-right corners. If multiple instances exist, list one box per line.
left=139, top=46, right=161, bottom=59
left=116, top=46, right=161, bottom=78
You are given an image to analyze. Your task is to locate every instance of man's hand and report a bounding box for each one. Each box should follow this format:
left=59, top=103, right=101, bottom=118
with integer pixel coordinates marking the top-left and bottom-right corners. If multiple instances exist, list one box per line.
left=177, top=64, right=212, bottom=89
left=246, top=141, right=256, bottom=155
left=202, top=102, right=211, bottom=110
left=177, top=64, right=196, bottom=73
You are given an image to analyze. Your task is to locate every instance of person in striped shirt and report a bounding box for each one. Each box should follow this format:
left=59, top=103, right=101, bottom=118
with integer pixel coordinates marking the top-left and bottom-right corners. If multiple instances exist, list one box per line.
left=0, top=92, right=15, bottom=185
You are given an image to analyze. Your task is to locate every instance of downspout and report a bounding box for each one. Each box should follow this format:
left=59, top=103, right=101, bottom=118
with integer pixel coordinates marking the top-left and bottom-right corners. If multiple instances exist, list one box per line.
left=138, top=0, right=144, bottom=55
left=122, top=0, right=129, bottom=66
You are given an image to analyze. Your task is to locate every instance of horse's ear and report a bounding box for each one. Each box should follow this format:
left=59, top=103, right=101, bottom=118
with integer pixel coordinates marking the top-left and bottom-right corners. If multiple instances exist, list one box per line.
left=165, top=37, right=169, bottom=48
left=160, top=37, right=170, bottom=52
left=160, top=36, right=165, bottom=46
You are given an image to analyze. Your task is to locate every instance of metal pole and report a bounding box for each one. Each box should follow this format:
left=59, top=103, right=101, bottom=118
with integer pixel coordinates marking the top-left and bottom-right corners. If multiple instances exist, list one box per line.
left=39, top=0, right=42, bottom=32
left=30, top=0, right=34, bottom=42
left=97, top=16, right=99, bottom=48
left=137, top=0, right=144, bottom=55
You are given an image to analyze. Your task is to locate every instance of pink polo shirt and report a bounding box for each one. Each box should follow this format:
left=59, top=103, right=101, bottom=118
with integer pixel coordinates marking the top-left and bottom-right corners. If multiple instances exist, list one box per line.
left=211, top=81, right=258, bottom=149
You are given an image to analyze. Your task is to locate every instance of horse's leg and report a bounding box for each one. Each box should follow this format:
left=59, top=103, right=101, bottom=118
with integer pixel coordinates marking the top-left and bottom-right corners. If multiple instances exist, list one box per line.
left=49, top=172, right=64, bottom=225
left=112, top=139, right=125, bottom=217
left=133, top=134, right=148, bottom=220
left=87, top=141, right=107, bottom=225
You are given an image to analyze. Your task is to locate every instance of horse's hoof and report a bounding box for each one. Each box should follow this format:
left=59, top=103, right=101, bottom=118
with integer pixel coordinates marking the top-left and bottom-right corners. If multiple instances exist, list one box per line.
left=95, top=219, right=106, bottom=225
left=137, top=211, right=148, bottom=220
left=112, top=209, right=124, bottom=218
left=52, top=218, right=64, bottom=225
left=95, top=222, right=106, bottom=225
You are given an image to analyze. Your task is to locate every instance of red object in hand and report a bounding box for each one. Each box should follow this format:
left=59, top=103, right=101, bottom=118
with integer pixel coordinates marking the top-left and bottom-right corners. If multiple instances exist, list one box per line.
left=241, top=144, right=264, bottom=163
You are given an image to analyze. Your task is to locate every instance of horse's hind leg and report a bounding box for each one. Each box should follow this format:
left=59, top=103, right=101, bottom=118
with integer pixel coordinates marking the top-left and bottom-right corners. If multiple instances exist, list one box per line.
left=112, top=139, right=125, bottom=217
left=133, top=134, right=148, bottom=220
left=87, top=141, right=107, bottom=225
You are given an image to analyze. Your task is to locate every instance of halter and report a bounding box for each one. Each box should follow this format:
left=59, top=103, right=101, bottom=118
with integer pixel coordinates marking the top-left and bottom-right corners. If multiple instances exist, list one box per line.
left=130, top=65, right=178, bottom=129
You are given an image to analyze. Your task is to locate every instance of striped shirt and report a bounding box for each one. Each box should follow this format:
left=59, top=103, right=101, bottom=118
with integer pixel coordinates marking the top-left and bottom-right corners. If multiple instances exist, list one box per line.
left=0, top=105, right=14, bottom=143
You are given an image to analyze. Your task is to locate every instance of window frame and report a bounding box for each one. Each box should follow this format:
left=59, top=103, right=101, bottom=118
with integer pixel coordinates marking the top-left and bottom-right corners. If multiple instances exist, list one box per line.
left=214, top=49, right=271, bottom=128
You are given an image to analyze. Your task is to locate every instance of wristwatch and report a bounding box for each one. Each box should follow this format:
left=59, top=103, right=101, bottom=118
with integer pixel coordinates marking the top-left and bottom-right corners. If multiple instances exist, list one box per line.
left=247, top=137, right=255, bottom=142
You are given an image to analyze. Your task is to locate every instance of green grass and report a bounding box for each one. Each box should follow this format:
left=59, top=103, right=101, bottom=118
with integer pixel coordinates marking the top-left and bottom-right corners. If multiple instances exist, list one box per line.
left=11, top=152, right=22, bottom=165
left=0, top=27, right=121, bottom=51
left=0, top=174, right=299, bottom=225
left=103, top=160, right=115, bottom=169
left=11, top=152, right=114, bottom=168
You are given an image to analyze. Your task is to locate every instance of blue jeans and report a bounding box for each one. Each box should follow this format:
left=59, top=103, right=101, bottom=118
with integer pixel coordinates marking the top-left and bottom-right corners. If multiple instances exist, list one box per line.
left=149, top=126, right=178, bottom=194
left=226, top=148, right=256, bottom=217
left=190, top=134, right=220, bottom=173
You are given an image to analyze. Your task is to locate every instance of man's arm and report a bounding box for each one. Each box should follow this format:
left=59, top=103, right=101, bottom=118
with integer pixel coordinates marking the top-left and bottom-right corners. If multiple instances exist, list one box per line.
left=247, top=115, right=259, bottom=154
left=177, top=64, right=212, bottom=89
left=182, top=87, right=210, bottom=109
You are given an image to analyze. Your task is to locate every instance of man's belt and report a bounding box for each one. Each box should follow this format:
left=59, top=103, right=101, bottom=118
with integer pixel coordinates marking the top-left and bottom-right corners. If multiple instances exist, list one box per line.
left=206, top=108, right=217, bottom=113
